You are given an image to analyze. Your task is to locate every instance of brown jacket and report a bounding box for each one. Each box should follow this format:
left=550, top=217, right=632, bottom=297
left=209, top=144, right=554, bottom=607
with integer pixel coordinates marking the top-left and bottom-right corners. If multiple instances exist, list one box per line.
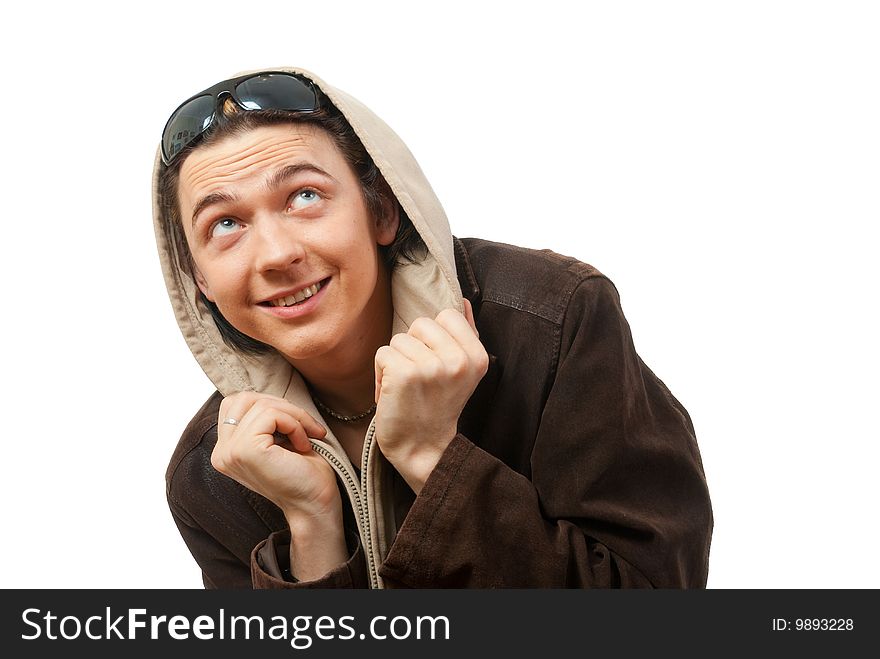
left=166, top=237, right=713, bottom=588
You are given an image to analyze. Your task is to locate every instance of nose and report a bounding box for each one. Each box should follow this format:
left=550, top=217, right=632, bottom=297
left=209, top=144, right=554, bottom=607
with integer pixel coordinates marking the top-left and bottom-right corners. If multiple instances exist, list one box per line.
left=252, top=216, right=306, bottom=273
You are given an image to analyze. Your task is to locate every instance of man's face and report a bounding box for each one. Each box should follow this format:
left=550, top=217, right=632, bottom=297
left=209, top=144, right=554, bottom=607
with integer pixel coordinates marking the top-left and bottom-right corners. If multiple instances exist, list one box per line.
left=178, top=123, right=399, bottom=365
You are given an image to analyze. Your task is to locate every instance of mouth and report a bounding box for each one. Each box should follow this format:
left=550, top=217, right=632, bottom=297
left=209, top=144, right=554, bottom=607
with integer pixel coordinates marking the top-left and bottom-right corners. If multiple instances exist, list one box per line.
left=260, top=278, right=330, bottom=308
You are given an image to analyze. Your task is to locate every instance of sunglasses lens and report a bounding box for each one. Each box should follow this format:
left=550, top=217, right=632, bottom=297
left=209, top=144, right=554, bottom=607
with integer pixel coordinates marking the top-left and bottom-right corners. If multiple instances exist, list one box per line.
left=162, top=94, right=216, bottom=164
left=235, top=74, right=317, bottom=111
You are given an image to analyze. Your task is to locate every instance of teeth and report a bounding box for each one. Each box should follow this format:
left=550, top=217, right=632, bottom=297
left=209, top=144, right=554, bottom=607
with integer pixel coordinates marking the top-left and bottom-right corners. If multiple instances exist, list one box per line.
left=270, top=281, right=322, bottom=307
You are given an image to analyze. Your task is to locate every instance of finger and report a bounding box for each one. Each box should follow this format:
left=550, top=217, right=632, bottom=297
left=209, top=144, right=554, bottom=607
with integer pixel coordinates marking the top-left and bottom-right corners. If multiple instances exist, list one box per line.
left=213, top=408, right=311, bottom=477
left=407, top=316, right=475, bottom=378
left=375, top=344, right=415, bottom=396
left=407, top=316, right=458, bottom=353
left=432, top=309, right=484, bottom=367
left=272, top=411, right=314, bottom=453
left=390, top=331, right=437, bottom=362
left=218, top=391, right=263, bottom=443
left=286, top=405, right=327, bottom=439
left=236, top=406, right=310, bottom=452
left=434, top=307, right=479, bottom=343
left=219, top=390, right=260, bottom=423
left=390, top=331, right=451, bottom=383
left=374, top=368, right=380, bottom=405
left=375, top=345, right=391, bottom=401
left=230, top=394, right=326, bottom=440
left=462, top=298, right=478, bottom=337
left=434, top=308, right=490, bottom=373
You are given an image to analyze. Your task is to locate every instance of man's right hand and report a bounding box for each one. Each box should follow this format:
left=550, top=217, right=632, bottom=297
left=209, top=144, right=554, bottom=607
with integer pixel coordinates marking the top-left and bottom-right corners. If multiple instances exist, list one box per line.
left=212, top=392, right=348, bottom=580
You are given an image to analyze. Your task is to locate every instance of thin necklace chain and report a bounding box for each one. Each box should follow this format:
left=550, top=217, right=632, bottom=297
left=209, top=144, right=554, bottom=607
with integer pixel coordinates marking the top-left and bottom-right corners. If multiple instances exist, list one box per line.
left=310, top=392, right=376, bottom=423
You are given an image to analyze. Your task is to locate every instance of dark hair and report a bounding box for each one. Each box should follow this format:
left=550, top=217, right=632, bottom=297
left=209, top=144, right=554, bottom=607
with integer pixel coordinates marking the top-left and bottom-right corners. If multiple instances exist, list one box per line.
left=157, top=92, right=426, bottom=355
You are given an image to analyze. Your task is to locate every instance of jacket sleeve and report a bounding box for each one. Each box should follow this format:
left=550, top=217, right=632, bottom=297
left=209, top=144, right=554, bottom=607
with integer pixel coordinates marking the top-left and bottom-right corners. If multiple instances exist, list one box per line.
left=378, top=275, right=713, bottom=588
left=251, top=529, right=369, bottom=588
left=167, top=493, right=254, bottom=589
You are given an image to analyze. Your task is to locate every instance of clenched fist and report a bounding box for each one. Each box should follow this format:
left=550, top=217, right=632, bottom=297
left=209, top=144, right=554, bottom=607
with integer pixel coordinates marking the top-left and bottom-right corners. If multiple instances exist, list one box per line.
left=211, top=392, right=346, bottom=580
left=374, top=299, right=489, bottom=493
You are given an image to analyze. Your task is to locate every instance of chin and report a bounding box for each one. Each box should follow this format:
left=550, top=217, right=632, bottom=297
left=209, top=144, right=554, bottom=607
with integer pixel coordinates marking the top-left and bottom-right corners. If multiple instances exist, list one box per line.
left=274, top=336, right=338, bottom=364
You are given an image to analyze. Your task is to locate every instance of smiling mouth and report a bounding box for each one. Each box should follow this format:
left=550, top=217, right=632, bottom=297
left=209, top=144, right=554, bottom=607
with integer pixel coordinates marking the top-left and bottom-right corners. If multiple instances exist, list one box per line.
left=260, top=278, right=328, bottom=308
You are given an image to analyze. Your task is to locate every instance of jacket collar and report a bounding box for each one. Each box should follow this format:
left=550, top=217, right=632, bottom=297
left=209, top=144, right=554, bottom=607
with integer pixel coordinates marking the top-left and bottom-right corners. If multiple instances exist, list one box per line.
left=452, top=237, right=501, bottom=441
left=453, top=236, right=481, bottom=303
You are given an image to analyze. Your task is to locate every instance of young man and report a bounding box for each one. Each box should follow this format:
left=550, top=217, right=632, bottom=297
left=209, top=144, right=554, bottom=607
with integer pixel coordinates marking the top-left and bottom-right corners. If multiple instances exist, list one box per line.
left=155, top=68, right=713, bottom=588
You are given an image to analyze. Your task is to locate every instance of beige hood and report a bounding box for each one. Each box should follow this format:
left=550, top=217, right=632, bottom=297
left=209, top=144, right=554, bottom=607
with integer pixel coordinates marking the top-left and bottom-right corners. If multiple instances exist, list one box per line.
left=152, top=65, right=462, bottom=408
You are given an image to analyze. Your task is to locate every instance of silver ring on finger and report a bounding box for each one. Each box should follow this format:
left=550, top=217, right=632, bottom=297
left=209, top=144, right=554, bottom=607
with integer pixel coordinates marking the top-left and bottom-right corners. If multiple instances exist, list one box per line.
left=222, top=417, right=239, bottom=426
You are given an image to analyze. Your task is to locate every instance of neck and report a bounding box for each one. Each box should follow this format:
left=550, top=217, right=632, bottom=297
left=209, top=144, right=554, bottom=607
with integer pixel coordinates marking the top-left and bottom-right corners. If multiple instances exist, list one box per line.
left=304, top=364, right=378, bottom=417
left=291, top=262, right=393, bottom=417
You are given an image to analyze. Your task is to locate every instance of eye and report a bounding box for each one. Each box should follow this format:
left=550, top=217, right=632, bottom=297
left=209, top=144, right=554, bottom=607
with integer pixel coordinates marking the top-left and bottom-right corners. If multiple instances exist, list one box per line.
left=210, top=217, right=241, bottom=238
left=289, top=189, right=321, bottom=211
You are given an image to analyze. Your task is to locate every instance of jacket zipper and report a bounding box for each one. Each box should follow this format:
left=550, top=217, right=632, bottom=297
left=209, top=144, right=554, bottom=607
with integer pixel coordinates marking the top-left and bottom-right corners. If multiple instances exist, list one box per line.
left=310, top=419, right=382, bottom=589
left=360, top=420, right=381, bottom=589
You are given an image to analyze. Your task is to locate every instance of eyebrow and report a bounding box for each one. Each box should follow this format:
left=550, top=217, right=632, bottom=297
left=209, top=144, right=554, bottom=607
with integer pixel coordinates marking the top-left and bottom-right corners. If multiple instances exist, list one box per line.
left=190, top=191, right=237, bottom=228
left=265, top=163, right=336, bottom=194
left=190, top=163, right=337, bottom=228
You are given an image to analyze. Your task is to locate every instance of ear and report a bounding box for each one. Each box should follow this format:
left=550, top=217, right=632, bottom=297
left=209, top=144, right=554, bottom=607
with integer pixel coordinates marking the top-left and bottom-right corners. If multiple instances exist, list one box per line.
left=193, top=267, right=215, bottom=302
left=375, top=192, right=401, bottom=247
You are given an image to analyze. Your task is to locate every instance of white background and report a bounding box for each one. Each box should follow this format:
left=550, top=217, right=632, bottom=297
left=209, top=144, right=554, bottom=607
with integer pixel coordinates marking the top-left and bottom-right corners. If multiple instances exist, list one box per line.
left=1, top=0, right=877, bottom=589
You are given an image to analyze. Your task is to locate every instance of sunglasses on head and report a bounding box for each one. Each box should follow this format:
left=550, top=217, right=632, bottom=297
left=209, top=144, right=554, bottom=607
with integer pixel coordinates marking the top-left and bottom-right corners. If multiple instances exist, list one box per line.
left=160, top=72, right=320, bottom=166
